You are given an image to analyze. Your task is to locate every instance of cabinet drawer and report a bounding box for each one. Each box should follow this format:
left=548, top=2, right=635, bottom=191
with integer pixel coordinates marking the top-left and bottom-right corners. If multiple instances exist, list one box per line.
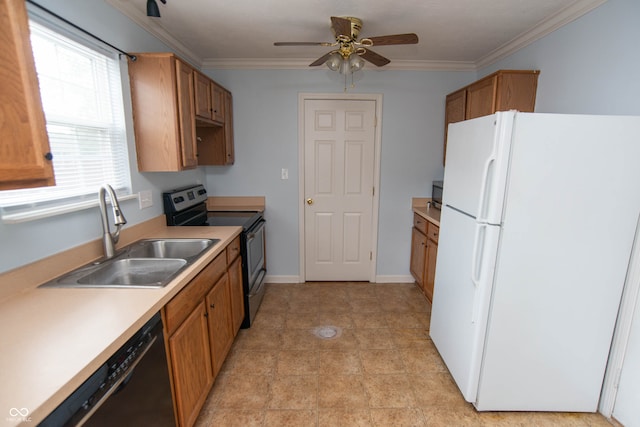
left=427, top=222, right=439, bottom=243
left=164, top=252, right=227, bottom=335
left=413, top=213, right=428, bottom=235
left=226, top=236, right=241, bottom=265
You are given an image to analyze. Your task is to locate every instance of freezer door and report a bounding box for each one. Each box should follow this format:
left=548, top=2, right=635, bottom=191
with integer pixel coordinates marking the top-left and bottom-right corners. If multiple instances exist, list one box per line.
left=443, top=112, right=514, bottom=223
left=430, top=205, right=501, bottom=403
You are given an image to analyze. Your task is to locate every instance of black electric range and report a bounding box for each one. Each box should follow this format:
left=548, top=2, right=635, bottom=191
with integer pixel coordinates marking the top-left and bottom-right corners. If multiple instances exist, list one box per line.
left=162, top=185, right=266, bottom=328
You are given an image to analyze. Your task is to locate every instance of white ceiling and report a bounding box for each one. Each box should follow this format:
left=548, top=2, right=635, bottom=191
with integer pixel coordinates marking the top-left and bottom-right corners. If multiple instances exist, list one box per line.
left=106, top=0, right=606, bottom=70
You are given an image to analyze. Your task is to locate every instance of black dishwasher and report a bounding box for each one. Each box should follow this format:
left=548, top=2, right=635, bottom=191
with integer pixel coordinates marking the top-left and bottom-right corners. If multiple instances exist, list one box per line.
left=39, top=313, right=175, bottom=427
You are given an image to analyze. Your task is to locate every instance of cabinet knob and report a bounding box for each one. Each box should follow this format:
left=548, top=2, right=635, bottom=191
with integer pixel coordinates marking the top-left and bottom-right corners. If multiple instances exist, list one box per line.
left=210, top=303, right=215, bottom=309
left=44, top=152, right=53, bottom=161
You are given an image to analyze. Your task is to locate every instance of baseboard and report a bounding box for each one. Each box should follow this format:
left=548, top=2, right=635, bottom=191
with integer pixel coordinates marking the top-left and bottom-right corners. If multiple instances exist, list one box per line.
left=374, top=275, right=415, bottom=284
left=264, top=275, right=302, bottom=284
left=264, top=274, right=415, bottom=284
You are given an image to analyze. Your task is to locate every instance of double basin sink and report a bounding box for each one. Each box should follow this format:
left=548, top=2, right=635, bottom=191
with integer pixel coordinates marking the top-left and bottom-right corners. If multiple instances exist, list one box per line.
left=40, top=238, right=219, bottom=289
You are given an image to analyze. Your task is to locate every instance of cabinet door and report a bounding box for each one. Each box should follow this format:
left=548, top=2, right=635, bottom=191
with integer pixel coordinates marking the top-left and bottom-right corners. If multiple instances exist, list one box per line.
left=466, top=75, right=497, bottom=120
left=175, top=59, right=198, bottom=169
left=228, top=256, right=244, bottom=334
left=410, top=227, right=427, bottom=289
left=222, top=91, right=234, bottom=164
left=443, top=89, right=466, bottom=165
left=425, top=238, right=438, bottom=303
left=211, top=83, right=225, bottom=123
left=194, top=71, right=212, bottom=120
left=0, top=0, right=54, bottom=190
left=495, top=72, right=539, bottom=113
left=167, top=301, right=214, bottom=427
left=206, top=273, right=234, bottom=377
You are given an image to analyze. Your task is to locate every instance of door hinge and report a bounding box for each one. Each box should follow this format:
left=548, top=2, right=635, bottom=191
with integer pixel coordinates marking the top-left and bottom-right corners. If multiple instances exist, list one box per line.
left=374, top=116, right=377, bottom=128
left=372, top=187, right=375, bottom=196
left=370, top=251, right=373, bottom=260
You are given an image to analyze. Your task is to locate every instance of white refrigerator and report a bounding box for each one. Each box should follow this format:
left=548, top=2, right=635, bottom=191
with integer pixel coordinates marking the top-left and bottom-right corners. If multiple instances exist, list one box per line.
left=430, top=111, right=640, bottom=411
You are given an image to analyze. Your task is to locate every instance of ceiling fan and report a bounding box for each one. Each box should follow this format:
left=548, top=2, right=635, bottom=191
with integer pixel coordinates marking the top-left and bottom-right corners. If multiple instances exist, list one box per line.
left=274, top=16, right=418, bottom=69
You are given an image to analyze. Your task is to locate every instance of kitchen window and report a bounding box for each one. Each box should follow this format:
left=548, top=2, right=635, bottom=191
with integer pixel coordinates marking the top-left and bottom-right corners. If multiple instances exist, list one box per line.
left=0, top=14, right=131, bottom=223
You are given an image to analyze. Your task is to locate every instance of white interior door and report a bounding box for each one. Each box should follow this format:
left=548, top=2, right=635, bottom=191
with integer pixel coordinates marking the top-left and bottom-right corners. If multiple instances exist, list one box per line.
left=303, top=98, right=377, bottom=281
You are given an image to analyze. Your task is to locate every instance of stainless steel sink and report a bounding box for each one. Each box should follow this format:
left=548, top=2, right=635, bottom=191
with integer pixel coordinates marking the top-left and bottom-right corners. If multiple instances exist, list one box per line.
left=126, top=238, right=218, bottom=260
left=76, top=258, right=187, bottom=288
left=39, top=238, right=218, bottom=289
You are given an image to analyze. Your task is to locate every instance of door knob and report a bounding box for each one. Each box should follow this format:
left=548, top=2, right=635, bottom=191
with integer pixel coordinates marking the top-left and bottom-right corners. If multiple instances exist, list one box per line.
left=306, top=198, right=314, bottom=205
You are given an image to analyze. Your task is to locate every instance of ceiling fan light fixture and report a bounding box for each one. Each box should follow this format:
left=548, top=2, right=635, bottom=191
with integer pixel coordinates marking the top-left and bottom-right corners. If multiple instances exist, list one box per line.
left=325, top=52, right=342, bottom=72
left=349, top=55, right=365, bottom=73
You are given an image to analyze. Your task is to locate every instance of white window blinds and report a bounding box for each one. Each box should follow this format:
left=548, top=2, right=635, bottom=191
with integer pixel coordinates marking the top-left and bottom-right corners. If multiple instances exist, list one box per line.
left=0, top=19, right=131, bottom=219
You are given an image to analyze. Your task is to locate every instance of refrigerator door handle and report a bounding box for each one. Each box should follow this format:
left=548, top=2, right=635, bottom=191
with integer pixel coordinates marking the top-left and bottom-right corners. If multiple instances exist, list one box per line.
left=475, top=146, right=498, bottom=223
left=470, top=222, right=486, bottom=323
left=471, top=222, right=485, bottom=287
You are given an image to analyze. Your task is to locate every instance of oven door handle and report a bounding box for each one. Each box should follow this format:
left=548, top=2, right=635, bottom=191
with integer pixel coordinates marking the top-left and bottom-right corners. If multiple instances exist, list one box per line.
left=246, top=219, right=266, bottom=242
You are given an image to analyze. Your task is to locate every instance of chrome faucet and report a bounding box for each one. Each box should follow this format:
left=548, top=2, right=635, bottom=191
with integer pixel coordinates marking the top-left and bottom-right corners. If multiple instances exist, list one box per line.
left=99, top=184, right=127, bottom=259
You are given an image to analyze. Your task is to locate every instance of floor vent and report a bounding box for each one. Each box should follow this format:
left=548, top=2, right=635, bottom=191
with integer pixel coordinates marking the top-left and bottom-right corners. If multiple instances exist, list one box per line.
left=312, top=325, right=342, bottom=340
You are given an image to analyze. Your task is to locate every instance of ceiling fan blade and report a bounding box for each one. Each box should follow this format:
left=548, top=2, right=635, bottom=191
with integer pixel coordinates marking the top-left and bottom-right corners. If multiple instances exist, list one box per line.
left=359, top=49, right=390, bottom=66
left=367, top=33, right=419, bottom=46
left=309, top=51, right=335, bottom=67
left=331, top=16, right=352, bottom=38
left=274, top=42, right=333, bottom=46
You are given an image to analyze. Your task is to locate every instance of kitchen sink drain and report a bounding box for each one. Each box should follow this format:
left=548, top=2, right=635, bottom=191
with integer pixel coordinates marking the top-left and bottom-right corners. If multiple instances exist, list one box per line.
left=312, top=325, right=342, bottom=340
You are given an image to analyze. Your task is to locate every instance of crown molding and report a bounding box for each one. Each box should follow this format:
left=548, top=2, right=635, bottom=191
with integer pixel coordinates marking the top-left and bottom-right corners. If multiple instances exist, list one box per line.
left=200, top=58, right=476, bottom=71
left=105, top=0, right=203, bottom=68
left=107, top=0, right=607, bottom=72
left=475, top=0, right=608, bottom=69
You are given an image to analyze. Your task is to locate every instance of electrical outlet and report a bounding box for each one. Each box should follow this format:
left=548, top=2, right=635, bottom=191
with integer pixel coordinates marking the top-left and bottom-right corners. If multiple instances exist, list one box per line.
left=139, top=190, right=153, bottom=209
left=281, top=168, right=289, bottom=180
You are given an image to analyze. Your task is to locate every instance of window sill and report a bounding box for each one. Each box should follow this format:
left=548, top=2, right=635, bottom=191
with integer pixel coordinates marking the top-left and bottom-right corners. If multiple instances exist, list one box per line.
left=1, top=193, right=138, bottom=224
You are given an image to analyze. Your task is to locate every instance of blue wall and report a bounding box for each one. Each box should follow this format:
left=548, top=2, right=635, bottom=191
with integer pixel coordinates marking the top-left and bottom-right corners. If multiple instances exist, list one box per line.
left=201, top=69, right=472, bottom=280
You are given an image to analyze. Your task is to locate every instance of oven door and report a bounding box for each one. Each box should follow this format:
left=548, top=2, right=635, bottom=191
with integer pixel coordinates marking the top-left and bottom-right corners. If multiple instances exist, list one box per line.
left=246, top=219, right=266, bottom=293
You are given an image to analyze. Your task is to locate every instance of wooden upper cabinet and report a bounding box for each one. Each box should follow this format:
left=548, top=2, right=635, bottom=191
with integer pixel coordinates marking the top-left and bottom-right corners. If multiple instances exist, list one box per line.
left=443, top=88, right=466, bottom=165
left=194, top=71, right=213, bottom=120
left=196, top=89, right=234, bottom=166
left=128, top=53, right=197, bottom=171
left=443, top=69, right=539, bottom=164
left=0, top=0, right=54, bottom=190
left=194, top=71, right=225, bottom=124
left=466, top=75, right=498, bottom=119
left=222, top=90, right=234, bottom=164
left=211, top=83, right=225, bottom=123
left=176, top=60, right=198, bottom=169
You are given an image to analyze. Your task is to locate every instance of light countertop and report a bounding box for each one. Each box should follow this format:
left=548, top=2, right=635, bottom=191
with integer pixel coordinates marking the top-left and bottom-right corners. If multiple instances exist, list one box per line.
left=0, top=218, right=241, bottom=426
left=412, top=197, right=441, bottom=226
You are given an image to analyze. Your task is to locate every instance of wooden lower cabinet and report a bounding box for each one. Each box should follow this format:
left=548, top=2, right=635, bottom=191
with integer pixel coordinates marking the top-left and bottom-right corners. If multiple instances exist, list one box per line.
left=425, top=238, right=438, bottom=302
left=410, top=213, right=439, bottom=303
left=167, top=302, right=214, bottom=427
left=162, top=241, right=245, bottom=427
left=410, top=227, right=427, bottom=290
left=206, top=273, right=234, bottom=377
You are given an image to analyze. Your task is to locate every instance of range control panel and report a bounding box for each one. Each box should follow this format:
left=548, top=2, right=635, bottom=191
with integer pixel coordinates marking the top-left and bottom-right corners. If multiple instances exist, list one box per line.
left=162, top=184, right=208, bottom=214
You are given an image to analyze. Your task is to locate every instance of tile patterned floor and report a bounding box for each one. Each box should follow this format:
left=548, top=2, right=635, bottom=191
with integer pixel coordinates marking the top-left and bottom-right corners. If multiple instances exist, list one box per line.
left=194, top=282, right=614, bottom=427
